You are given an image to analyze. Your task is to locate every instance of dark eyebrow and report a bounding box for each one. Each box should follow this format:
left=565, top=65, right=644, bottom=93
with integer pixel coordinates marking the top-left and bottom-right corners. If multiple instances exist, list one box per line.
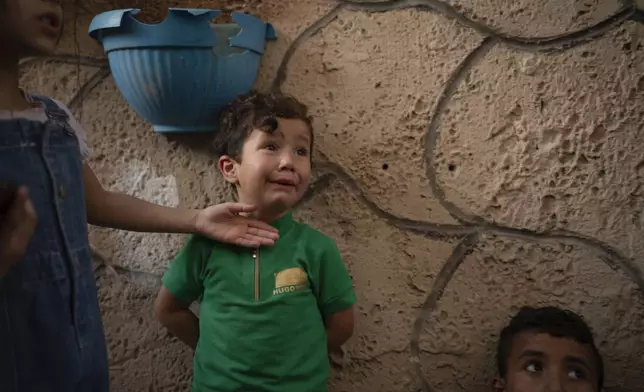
left=263, top=130, right=283, bottom=139
left=564, top=356, right=592, bottom=372
left=518, top=350, right=545, bottom=360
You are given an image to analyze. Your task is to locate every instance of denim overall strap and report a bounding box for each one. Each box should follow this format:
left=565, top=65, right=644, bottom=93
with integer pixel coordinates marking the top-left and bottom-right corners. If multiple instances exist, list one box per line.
left=32, top=95, right=82, bottom=342
left=34, top=94, right=69, bottom=122
left=0, top=96, right=109, bottom=392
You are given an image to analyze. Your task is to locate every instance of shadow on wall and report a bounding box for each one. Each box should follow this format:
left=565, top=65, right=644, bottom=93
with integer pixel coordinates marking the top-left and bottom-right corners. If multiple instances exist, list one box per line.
left=25, top=0, right=644, bottom=391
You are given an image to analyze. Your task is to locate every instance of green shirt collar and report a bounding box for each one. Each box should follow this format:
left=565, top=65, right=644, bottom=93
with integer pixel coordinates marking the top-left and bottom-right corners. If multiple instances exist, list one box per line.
left=270, top=212, right=295, bottom=233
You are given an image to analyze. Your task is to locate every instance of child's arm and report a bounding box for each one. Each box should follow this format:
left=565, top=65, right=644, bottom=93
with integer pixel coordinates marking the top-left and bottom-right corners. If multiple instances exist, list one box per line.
left=315, top=238, right=357, bottom=352
left=82, top=164, right=278, bottom=247
left=154, top=235, right=208, bottom=350
left=154, top=286, right=199, bottom=350
left=324, top=306, right=355, bottom=352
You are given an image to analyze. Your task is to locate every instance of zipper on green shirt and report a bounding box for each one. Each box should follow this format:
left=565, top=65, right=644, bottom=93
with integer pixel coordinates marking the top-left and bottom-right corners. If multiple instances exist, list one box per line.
left=253, top=248, right=260, bottom=301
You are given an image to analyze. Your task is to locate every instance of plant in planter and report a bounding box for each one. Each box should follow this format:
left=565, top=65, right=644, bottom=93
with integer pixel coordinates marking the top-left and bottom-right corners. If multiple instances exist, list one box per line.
left=88, top=8, right=276, bottom=133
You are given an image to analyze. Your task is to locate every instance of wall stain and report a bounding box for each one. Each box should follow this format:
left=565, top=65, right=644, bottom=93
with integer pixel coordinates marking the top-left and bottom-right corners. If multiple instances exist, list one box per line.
left=26, top=1, right=644, bottom=390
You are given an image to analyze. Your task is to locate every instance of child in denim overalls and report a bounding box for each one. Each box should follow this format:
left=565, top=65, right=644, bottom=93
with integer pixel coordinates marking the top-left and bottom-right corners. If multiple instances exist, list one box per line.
left=0, top=1, right=279, bottom=391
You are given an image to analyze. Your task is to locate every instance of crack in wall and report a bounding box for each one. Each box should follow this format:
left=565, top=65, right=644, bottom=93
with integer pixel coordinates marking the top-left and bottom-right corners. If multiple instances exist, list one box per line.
left=272, top=3, right=347, bottom=92
left=23, top=1, right=644, bottom=389
left=313, top=161, right=475, bottom=238
left=341, top=0, right=635, bottom=52
left=19, top=55, right=107, bottom=73
left=423, top=37, right=497, bottom=225
left=409, top=232, right=480, bottom=391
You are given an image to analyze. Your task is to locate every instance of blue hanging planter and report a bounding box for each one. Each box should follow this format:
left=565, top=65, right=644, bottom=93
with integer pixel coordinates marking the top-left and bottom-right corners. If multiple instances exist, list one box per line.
left=88, top=8, right=277, bottom=133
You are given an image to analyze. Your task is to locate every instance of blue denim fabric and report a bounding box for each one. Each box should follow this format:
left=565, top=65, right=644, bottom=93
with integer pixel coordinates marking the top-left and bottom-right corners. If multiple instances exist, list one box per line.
left=0, top=96, right=109, bottom=392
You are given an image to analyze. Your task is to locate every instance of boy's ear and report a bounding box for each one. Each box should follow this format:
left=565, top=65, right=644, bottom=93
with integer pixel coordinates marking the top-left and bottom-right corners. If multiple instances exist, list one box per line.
left=492, top=377, right=505, bottom=392
left=218, top=155, right=239, bottom=184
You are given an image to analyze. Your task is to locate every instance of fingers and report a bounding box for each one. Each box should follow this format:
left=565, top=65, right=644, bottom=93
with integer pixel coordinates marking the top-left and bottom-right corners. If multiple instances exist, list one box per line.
left=11, top=186, right=29, bottom=209
left=8, top=187, right=37, bottom=237
left=224, top=204, right=279, bottom=235
left=235, top=234, right=277, bottom=248
left=5, top=187, right=36, bottom=227
left=235, top=238, right=260, bottom=248
left=245, top=226, right=279, bottom=240
left=245, top=220, right=279, bottom=234
left=0, top=187, right=37, bottom=272
left=225, top=203, right=257, bottom=214
left=249, top=234, right=277, bottom=246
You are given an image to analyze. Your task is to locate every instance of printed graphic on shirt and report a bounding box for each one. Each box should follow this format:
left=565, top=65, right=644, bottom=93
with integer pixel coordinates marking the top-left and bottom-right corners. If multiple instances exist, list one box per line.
left=273, top=267, right=308, bottom=296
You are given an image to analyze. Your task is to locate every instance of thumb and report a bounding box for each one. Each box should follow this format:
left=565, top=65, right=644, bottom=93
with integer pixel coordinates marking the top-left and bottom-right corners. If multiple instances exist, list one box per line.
left=225, top=203, right=257, bottom=214
left=5, top=187, right=28, bottom=222
left=12, top=187, right=29, bottom=204
left=6, top=187, right=31, bottom=226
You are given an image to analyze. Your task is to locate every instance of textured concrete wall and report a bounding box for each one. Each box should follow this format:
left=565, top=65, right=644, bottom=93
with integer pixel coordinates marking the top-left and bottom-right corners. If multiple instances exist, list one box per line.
left=19, top=0, right=644, bottom=390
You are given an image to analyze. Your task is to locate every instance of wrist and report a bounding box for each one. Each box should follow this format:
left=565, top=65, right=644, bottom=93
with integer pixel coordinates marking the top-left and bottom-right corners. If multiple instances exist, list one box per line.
left=185, top=209, right=201, bottom=234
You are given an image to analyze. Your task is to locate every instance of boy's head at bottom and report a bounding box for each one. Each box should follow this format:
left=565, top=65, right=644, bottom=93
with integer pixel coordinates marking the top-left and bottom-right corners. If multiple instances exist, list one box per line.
left=213, top=91, right=313, bottom=221
left=494, top=306, right=604, bottom=392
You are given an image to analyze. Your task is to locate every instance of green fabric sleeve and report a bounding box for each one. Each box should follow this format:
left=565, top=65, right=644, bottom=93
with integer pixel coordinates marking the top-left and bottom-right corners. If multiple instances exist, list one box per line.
left=317, top=239, right=357, bottom=318
left=161, top=234, right=210, bottom=304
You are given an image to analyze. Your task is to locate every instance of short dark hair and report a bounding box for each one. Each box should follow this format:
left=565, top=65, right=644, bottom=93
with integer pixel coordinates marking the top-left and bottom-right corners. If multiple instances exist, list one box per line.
left=497, top=306, right=604, bottom=389
left=213, top=91, right=313, bottom=160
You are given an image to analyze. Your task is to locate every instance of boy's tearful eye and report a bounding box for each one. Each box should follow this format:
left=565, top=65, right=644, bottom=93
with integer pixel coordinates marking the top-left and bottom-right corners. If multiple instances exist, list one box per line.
left=523, top=361, right=543, bottom=374
left=264, top=143, right=278, bottom=152
left=568, top=368, right=585, bottom=380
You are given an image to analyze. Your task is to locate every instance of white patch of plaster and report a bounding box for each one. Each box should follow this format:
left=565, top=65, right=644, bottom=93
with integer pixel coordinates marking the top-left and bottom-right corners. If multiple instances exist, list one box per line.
left=120, top=158, right=179, bottom=207
left=93, top=158, right=183, bottom=273
left=139, top=176, right=179, bottom=208
left=518, top=53, right=542, bottom=76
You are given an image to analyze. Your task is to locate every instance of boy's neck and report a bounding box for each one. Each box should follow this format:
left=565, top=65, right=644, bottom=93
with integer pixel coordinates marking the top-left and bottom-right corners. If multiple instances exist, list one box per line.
left=236, top=201, right=290, bottom=224
left=252, top=209, right=290, bottom=225
left=0, top=55, right=31, bottom=111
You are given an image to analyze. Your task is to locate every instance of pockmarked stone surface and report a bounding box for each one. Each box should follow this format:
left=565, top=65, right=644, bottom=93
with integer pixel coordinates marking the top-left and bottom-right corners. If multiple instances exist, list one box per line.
left=20, top=0, right=644, bottom=390
left=435, top=25, right=644, bottom=262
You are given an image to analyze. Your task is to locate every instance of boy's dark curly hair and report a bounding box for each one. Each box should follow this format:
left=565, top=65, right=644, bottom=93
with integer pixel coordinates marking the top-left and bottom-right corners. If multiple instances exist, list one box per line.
left=497, top=306, right=604, bottom=390
left=213, top=91, right=313, bottom=160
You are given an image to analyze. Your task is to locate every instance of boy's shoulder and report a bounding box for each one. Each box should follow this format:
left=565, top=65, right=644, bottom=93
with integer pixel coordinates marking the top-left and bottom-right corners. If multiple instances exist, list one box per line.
left=289, top=219, right=340, bottom=253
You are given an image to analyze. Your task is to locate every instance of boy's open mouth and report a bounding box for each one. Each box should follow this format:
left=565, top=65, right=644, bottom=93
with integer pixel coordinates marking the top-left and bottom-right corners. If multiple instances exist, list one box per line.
left=271, top=179, right=297, bottom=187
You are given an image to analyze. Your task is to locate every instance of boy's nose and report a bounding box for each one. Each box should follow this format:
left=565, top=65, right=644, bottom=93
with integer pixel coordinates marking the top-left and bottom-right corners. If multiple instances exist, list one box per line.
left=278, top=153, right=295, bottom=170
left=545, top=373, right=564, bottom=392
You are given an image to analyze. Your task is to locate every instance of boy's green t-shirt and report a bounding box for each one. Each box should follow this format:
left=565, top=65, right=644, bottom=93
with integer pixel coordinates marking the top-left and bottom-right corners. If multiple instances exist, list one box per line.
left=161, top=213, right=357, bottom=392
